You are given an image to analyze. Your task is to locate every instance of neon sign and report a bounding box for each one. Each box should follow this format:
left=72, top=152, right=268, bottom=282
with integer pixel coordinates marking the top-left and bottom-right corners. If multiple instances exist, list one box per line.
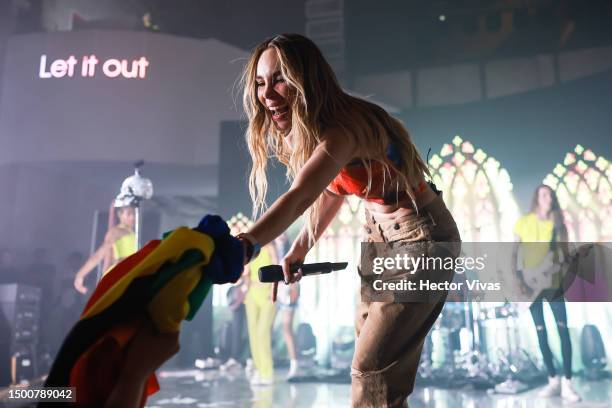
left=38, top=55, right=149, bottom=79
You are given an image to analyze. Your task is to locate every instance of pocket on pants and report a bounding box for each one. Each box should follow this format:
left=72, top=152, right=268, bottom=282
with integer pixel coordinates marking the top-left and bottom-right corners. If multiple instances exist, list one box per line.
left=394, top=224, right=430, bottom=244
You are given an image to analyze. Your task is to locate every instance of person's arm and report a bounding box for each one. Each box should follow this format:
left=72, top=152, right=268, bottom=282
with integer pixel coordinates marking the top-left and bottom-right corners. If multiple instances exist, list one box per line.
left=101, top=245, right=114, bottom=272
left=268, top=190, right=344, bottom=301
left=558, top=227, right=571, bottom=261
left=246, top=127, right=356, bottom=249
left=512, top=235, right=530, bottom=295
left=289, top=189, right=345, bottom=259
left=73, top=229, right=120, bottom=293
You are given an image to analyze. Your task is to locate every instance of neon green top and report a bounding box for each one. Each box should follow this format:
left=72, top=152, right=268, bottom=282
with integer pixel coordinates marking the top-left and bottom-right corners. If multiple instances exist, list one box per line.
left=112, top=230, right=137, bottom=261
left=513, top=213, right=555, bottom=268
left=513, top=212, right=563, bottom=288
left=246, top=247, right=273, bottom=302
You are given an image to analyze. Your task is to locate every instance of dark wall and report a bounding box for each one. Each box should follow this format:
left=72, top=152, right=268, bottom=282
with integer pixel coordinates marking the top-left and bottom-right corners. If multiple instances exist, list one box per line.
left=221, top=69, right=612, bottom=216
left=143, top=0, right=305, bottom=51
left=218, top=121, right=290, bottom=220
left=403, top=69, right=612, bottom=210
left=0, top=0, right=17, bottom=111
left=346, top=1, right=612, bottom=75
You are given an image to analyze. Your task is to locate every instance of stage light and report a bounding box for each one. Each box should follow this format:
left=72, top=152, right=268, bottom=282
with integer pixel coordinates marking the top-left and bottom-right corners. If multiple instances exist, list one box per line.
left=544, top=145, right=611, bottom=241
left=428, top=136, right=520, bottom=242
left=439, top=14, right=447, bottom=22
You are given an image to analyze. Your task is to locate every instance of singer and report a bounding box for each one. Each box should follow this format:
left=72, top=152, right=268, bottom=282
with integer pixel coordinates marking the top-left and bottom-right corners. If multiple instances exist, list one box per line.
left=235, top=34, right=460, bottom=407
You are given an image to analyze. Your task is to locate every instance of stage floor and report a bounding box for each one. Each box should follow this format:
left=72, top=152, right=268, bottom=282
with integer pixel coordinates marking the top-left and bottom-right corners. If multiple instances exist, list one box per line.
left=147, top=369, right=611, bottom=408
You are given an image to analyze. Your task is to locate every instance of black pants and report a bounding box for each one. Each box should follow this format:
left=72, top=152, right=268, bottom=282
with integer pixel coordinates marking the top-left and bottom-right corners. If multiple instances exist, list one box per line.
left=228, top=304, right=247, bottom=361
left=529, top=289, right=572, bottom=379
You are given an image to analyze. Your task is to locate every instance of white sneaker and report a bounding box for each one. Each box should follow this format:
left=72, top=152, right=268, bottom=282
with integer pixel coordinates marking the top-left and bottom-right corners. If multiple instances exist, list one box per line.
left=561, top=377, right=581, bottom=403
left=195, top=357, right=220, bottom=369
left=286, top=359, right=299, bottom=380
left=538, top=376, right=561, bottom=397
left=220, top=358, right=241, bottom=371
left=250, top=372, right=274, bottom=386
left=258, top=376, right=274, bottom=386
left=249, top=371, right=261, bottom=385
left=245, top=359, right=255, bottom=378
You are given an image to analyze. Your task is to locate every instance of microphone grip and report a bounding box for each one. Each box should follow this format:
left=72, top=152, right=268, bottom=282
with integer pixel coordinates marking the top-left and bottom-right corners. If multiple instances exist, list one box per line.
left=258, top=263, right=332, bottom=283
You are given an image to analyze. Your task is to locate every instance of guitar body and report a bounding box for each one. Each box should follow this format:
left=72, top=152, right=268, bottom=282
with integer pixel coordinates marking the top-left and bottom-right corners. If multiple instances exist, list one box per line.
left=519, top=251, right=558, bottom=304
left=515, top=244, right=593, bottom=312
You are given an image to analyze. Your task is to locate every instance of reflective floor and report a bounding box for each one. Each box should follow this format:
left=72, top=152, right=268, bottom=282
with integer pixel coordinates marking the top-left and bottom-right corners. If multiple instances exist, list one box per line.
left=147, top=369, right=612, bottom=408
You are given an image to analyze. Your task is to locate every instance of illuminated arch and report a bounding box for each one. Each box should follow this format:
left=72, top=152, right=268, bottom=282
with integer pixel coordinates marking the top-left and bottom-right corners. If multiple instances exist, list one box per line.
left=543, top=145, right=611, bottom=242
left=301, top=196, right=365, bottom=361
left=428, top=135, right=521, bottom=241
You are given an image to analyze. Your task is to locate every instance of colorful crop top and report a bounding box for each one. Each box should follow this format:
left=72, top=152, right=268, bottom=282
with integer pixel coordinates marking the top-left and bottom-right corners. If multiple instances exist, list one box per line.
left=327, top=160, right=427, bottom=204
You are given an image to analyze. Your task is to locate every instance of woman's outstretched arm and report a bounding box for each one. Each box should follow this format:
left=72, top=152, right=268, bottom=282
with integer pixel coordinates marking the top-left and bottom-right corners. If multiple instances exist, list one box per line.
left=246, top=128, right=355, bottom=248
left=289, top=189, right=345, bottom=257
left=73, top=229, right=122, bottom=293
left=271, top=189, right=345, bottom=300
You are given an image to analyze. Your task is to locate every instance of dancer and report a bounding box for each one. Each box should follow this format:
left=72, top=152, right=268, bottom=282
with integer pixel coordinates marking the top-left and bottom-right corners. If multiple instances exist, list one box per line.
left=512, top=185, right=581, bottom=402
left=235, top=33, right=460, bottom=407
left=243, top=243, right=278, bottom=385
left=74, top=200, right=136, bottom=294
left=274, top=234, right=301, bottom=380
left=218, top=281, right=248, bottom=371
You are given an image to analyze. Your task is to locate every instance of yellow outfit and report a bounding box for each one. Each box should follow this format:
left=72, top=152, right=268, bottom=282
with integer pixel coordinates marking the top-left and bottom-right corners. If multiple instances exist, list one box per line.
left=245, top=247, right=276, bottom=380
left=514, top=213, right=555, bottom=268
left=101, top=229, right=137, bottom=277
left=112, top=230, right=137, bottom=261
left=514, top=213, right=560, bottom=287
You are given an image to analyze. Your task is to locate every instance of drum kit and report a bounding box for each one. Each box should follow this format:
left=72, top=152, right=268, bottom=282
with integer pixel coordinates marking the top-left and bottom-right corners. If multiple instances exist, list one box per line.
left=417, top=300, right=548, bottom=393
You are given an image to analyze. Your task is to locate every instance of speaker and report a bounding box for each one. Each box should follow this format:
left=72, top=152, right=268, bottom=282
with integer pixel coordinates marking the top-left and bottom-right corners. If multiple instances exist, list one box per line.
left=581, top=324, right=608, bottom=380
left=0, top=284, right=42, bottom=385
left=296, top=323, right=317, bottom=359
left=331, top=328, right=354, bottom=371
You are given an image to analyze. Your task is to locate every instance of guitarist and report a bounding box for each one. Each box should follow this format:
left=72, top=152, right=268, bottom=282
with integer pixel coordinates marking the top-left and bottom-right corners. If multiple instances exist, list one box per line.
left=512, top=184, right=581, bottom=402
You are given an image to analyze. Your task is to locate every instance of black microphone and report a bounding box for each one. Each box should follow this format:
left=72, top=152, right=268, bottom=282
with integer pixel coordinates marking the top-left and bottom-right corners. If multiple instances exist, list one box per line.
left=258, top=262, right=349, bottom=283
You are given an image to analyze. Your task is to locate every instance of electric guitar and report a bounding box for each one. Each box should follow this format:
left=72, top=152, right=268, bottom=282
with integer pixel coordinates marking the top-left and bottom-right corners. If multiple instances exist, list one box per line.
left=518, top=243, right=593, bottom=306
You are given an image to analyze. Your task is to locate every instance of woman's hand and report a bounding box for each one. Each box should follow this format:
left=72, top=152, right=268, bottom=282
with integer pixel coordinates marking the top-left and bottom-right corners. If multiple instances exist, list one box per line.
left=272, top=245, right=307, bottom=302
left=74, top=274, right=88, bottom=294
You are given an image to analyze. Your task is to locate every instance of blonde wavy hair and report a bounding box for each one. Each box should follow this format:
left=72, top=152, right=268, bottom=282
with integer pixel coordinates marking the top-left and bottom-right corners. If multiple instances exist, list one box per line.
left=240, top=33, right=429, bottom=243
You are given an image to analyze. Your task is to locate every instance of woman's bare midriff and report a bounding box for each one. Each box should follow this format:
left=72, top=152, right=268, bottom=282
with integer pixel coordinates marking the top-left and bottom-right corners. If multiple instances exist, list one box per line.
left=363, top=183, right=438, bottom=221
